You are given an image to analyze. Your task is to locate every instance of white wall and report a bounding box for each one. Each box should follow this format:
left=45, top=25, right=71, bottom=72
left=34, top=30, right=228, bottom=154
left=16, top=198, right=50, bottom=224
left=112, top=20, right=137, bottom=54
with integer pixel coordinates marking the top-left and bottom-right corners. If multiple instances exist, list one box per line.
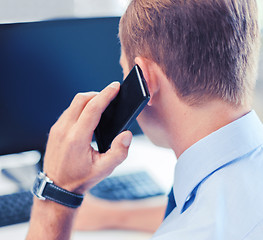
left=258, top=0, right=263, bottom=29
left=0, top=0, right=74, bottom=23
left=74, top=0, right=129, bottom=17
left=0, top=0, right=128, bottom=23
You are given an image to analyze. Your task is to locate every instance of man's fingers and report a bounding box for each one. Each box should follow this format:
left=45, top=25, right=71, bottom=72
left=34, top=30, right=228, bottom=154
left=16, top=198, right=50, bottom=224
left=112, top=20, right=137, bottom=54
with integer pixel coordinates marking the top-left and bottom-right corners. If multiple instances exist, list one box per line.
left=75, top=131, right=132, bottom=190
left=98, top=131, right=133, bottom=170
left=77, top=82, right=120, bottom=140
left=62, top=92, right=98, bottom=122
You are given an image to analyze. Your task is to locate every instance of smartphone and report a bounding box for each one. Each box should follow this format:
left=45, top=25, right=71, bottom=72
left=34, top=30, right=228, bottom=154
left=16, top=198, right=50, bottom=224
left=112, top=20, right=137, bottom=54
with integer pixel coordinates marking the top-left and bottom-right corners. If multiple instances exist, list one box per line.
left=94, top=65, right=150, bottom=153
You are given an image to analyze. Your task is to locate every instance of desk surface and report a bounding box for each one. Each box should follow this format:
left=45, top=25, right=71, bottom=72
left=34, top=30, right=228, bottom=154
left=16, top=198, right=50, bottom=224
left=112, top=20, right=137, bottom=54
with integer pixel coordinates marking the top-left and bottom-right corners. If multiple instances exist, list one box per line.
left=0, top=222, right=153, bottom=240
left=0, top=135, right=176, bottom=239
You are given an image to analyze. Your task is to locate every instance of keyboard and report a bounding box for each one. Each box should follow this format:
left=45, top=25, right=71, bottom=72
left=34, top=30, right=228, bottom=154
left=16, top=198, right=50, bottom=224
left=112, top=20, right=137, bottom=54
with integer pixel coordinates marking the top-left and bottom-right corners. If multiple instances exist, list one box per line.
left=90, top=171, right=165, bottom=200
left=0, top=191, right=33, bottom=227
left=0, top=170, right=164, bottom=227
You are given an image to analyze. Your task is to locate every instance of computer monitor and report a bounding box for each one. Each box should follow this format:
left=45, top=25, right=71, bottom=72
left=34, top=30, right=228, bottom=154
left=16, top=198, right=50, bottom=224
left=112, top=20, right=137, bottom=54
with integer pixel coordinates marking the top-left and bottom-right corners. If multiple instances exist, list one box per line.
left=0, top=17, right=142, bottom=156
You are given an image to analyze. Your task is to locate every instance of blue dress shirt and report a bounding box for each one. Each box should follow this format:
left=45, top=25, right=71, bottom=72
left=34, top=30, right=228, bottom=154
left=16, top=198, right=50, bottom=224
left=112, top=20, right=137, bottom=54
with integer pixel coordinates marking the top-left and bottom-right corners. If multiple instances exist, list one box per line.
left=152, top=110, right=263, bottom=239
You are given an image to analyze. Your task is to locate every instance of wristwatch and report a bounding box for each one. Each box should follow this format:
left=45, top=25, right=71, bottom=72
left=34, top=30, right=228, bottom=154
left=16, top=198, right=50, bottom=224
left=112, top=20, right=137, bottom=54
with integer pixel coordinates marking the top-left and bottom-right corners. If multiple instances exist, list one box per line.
left=32, top=171, right=84, bottom=208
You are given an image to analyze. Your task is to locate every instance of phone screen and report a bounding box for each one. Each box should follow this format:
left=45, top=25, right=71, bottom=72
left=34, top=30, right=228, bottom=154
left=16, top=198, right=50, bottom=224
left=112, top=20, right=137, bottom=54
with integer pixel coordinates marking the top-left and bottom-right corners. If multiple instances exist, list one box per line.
left=94, top=65, right=150, bottom=153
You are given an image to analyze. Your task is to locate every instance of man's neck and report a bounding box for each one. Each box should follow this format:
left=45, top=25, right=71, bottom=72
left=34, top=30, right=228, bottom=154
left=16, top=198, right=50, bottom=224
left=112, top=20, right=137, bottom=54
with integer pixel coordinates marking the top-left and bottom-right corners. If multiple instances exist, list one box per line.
left=164, top=98, right=250, bottom=158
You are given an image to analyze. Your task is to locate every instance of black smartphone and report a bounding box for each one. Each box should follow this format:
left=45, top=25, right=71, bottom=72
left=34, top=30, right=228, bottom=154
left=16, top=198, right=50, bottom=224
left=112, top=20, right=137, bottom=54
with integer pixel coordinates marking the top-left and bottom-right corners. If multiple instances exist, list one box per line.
left=94, top=65, right=150, bottom=153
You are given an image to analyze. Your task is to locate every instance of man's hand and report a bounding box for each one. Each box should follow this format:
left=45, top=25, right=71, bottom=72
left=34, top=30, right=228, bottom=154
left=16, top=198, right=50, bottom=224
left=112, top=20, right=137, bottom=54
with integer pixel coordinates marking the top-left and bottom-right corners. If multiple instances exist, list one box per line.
left=43, top=81, right=133, bottom=194
left=27, top=82, right=132, bottom=240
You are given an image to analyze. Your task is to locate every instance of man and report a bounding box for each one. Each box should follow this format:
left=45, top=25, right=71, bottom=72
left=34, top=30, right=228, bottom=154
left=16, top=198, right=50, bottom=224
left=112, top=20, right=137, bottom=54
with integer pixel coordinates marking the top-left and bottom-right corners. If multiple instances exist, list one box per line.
left=27, top=0, right=262, bottom=239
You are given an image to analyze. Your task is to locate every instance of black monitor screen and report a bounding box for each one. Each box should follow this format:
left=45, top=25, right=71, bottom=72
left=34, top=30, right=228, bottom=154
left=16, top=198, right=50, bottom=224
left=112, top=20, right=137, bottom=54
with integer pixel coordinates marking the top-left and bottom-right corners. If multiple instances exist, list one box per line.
left=0, top=17, right=141, bottom=155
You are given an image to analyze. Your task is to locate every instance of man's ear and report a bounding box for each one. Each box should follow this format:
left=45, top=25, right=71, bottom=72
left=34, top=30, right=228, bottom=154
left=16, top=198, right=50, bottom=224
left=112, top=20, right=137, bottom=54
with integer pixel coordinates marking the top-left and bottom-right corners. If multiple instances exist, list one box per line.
left=134, top=57, right=160, bottom=106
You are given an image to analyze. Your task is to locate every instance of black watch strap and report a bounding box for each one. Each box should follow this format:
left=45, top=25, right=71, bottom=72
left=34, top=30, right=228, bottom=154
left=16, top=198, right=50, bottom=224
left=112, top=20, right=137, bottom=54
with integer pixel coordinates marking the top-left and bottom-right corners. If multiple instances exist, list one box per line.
left=32, top=172, right=84, bottom=208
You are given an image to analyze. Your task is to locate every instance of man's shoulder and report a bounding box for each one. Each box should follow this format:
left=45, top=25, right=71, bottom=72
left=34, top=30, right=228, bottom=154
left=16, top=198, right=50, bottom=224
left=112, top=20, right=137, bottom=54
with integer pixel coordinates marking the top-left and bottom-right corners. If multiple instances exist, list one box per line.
left=199, top=143, right=263, bottom=206
left=194, top=146, right=263, bottom=238
left=201, top=143, right=263, bottom=194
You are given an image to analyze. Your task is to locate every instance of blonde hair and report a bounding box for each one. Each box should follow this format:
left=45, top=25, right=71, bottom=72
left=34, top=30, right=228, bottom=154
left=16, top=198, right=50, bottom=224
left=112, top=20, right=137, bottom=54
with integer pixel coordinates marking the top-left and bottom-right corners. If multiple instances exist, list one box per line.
left=119, top=0, right=260, bottom=106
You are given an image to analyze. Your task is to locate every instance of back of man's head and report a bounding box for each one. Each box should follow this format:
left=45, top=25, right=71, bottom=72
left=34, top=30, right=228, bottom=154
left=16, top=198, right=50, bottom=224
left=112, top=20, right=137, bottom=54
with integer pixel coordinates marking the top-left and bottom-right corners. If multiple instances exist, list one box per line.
left=119, top=0, right=260, bottom=107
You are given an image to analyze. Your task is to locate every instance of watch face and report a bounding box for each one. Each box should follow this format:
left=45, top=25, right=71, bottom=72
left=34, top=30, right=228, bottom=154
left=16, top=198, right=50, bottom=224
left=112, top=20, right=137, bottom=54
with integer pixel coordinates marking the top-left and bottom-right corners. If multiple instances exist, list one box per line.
left=32, top=173, right=47, bottom=200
